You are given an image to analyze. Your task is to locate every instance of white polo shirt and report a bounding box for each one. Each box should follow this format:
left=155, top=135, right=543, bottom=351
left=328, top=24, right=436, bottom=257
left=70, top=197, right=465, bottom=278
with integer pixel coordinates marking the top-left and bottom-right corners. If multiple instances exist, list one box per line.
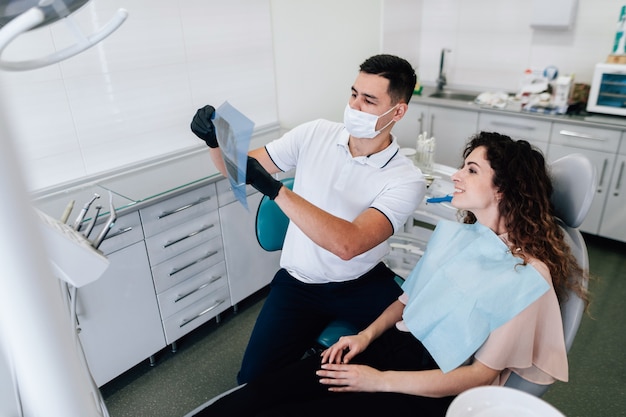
left=266, top=119, right=425, bottom=284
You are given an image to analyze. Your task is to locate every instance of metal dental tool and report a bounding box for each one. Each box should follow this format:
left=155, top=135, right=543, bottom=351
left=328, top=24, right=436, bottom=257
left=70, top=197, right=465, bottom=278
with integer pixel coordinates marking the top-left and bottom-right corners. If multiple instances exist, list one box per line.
left=83, top=205, right=102, bottom=239
left=72, top=193, right=100, bottom=231
left=91, top=192, right=116, bottom=250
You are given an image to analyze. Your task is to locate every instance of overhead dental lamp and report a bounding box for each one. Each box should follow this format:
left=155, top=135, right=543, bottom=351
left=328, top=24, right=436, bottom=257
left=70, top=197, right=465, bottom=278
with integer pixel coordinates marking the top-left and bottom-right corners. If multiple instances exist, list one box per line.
left=0, top=2, right=127, bottom=416
left=0, top=0, right=127, bottom=71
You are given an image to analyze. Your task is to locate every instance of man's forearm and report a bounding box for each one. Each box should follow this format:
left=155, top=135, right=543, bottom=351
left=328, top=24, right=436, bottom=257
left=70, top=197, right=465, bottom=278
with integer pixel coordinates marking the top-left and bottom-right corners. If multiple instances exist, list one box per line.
left=209, top=147, right=228, bottom=178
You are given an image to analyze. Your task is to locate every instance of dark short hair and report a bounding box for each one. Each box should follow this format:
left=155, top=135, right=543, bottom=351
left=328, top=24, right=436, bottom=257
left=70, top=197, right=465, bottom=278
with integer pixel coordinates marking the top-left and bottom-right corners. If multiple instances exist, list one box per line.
left=359, top=54, right=417, bottom=105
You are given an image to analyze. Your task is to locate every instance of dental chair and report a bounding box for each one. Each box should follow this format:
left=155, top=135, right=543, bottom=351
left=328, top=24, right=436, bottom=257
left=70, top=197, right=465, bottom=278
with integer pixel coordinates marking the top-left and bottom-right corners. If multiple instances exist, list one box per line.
left=256, top=154, right=595, bottom=376
left=184, top=154, right=595, bottom=415
left=256, top=153, right=595, bottom=398
left=502, top=152, right=595, bottom=396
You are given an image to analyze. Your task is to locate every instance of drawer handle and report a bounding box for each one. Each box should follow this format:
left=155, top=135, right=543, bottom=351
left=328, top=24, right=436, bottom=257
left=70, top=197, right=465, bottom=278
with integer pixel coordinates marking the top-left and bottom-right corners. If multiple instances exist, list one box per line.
left=430, top=114, right=435, bottom=136
left=614, top=161, right=624, bottom=196
left=598, top=159, right=609, bottom=189
left=103, top=226, right=133, bottom=241
left=179, top=299, right=226, bottom=328
left=169, top=250, right=219, bottom=276
left=157, top=195, right=212, bottom=219
left=174, top=275, right=223, bottom=303
left=492, top=121, right=534, bottom=131
left=559, top=130, right=605, bottom=141
left=163, top=224, right=215, bottom=248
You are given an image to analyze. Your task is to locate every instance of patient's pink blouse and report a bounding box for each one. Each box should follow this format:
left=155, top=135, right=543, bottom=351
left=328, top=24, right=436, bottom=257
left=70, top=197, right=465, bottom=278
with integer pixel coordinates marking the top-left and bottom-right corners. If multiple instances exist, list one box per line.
left=397, top=258, right=568, bottom=386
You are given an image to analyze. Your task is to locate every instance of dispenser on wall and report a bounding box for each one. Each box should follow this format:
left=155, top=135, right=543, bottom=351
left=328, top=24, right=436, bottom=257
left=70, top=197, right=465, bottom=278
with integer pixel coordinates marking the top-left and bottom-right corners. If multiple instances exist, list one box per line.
left=530, top=0, right=578, bottom=31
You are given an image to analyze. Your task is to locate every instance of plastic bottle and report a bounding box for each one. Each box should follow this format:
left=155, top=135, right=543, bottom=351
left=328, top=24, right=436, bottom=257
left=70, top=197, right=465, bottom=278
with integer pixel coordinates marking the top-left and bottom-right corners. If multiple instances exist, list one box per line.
left=612, top=5, right=626, bottom=55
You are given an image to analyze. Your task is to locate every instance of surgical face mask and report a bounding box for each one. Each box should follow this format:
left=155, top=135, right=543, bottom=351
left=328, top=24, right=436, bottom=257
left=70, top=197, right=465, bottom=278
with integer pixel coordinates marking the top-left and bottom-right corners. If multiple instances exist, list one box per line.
left=343, top=104, right=397, bottom=139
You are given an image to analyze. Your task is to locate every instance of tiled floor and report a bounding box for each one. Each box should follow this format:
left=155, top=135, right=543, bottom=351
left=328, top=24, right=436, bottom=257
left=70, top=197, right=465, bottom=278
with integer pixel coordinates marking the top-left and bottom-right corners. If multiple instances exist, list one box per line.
left=101, top=233, right=626, bottom=417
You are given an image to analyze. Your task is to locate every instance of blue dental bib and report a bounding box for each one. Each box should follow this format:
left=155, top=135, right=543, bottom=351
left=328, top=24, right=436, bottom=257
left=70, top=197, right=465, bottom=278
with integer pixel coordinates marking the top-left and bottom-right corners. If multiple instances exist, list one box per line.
left=401, top=220, right=549, bottom=373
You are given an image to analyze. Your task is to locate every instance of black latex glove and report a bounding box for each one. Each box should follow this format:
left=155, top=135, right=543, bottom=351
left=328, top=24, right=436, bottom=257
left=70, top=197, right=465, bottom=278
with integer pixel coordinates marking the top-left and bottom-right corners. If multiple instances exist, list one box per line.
left=246, top=156, right=283, bottom=200
left=190, top=105, right=218, bottom=148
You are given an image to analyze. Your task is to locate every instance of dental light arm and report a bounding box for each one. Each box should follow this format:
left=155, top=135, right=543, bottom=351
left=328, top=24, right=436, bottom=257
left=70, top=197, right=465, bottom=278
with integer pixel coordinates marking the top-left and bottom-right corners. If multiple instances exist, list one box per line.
left=0, top=2, right=127, bottom=71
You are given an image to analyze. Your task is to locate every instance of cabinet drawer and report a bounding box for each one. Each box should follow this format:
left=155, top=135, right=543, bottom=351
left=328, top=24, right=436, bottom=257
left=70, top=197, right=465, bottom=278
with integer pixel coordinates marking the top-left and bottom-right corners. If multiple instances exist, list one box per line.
left=140, top=184, right=218, bottom=238
left=550, top=123, right=621, bottom=153
left=152, top=236, right=225, bottom=293
left=145, top=210, right=221, bottom=266
left=157, top=261, right=228, bottom=319
left=216, top=178, right=258, bottom=207
left=95, top=211, right=144, bottom=256
left=162, top=285, right=231, bottom=344
left=478, top=113, right=551, bottom=143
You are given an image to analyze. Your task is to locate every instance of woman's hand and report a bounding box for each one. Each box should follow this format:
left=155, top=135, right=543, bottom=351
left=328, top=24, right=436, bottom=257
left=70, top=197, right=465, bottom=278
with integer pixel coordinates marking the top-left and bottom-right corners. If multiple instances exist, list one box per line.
left=316, top=363, right=386, bottom=392
left=320, top=333, right=370, bottom=365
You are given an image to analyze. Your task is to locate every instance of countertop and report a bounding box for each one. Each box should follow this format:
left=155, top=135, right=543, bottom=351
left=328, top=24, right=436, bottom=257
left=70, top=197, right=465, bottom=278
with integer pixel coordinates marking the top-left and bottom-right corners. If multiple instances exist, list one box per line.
left=412, top=86, right=626, bottom=131
left=31, top=127, right=283, bottom=220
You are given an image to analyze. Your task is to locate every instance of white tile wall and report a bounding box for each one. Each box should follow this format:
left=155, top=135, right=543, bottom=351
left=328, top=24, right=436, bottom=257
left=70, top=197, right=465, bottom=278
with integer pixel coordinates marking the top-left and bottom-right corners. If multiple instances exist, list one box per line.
left=0, top=0, right=278, bottom=192
left=384, top=0, right=625, bottom=92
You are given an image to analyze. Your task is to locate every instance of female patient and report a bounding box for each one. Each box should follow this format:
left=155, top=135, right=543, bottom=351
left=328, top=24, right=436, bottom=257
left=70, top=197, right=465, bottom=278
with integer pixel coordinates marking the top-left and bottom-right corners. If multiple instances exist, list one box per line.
left=193, top=131, right=589, bottom=417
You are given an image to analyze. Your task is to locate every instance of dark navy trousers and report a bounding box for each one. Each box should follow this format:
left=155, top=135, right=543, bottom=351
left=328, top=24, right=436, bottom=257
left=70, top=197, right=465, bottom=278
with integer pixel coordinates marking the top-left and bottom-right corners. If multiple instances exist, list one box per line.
left=237, top=262, right=403, bottom=385
left=197, top=328, right=454, bottom=417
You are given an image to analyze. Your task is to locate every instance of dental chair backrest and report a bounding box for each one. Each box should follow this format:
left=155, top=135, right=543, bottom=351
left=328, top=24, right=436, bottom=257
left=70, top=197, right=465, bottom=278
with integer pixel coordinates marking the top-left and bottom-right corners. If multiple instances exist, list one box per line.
left=255, top=177, right=294, bottom=251
left=503, top=153, right=596, bottom=397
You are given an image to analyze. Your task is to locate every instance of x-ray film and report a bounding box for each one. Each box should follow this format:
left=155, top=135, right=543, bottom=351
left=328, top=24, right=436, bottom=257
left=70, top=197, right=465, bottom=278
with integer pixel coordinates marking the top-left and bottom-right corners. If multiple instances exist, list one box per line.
left=214, top=101, right=254, bottom=209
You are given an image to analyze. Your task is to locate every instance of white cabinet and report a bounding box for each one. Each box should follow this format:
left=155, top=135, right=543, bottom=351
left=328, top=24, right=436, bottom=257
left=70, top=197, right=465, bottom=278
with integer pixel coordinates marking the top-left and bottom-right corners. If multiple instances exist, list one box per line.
left=217, top=179, right=281, bottom=306
left=477, top=112, right=551, bottom=155
left=599, top=151, right=626, bottom=241
left=405, top=103, right=478, bottom=168
left=68, top=178, right=283, bottom=386
left=547, top=123, right=622, bottom=235
left=393, top=102, right=426, bottom=148
left=77, top=211, right=166, bottom=387
left=140, top=183, right=231, bottom=345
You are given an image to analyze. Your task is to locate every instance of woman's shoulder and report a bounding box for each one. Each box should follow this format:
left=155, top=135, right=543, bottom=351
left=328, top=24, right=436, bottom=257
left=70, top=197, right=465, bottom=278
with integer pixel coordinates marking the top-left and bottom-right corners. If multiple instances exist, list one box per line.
left=527, top=258, right=552, bottom=286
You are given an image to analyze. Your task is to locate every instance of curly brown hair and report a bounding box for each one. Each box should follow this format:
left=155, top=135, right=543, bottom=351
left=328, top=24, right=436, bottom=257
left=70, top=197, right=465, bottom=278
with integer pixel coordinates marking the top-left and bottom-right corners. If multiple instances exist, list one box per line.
left=460, top=131, right=589, bottom=307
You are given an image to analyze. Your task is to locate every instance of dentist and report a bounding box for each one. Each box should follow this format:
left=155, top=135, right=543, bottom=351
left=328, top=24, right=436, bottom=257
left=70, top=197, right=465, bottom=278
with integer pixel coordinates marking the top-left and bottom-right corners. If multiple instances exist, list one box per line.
left=190, top=54, right=426, bottom=384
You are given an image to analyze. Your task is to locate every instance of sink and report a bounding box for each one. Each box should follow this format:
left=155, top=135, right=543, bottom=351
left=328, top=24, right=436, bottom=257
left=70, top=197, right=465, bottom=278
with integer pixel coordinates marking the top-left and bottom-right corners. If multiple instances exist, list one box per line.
left=429, top=91, right=478, bottom=102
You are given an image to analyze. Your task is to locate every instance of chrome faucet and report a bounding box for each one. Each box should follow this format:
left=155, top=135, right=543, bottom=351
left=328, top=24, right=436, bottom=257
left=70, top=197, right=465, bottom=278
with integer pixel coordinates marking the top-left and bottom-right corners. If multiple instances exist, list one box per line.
left=436, top=48, right=451, bottom=91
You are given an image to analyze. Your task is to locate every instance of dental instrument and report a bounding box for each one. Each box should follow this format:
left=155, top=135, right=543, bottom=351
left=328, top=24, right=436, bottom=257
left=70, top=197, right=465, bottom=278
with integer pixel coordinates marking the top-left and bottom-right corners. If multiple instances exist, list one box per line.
left=72, top=193, right=100, bottom=231
left=91, top=192, right=116, bottom=250
left=60, top=199, right=75, bottom=224
left=83, top=205, right=102, bottom=239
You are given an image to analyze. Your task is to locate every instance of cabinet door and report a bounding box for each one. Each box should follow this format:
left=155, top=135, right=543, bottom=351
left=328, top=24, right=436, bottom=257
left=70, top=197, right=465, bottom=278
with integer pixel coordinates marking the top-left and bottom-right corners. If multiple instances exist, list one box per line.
left=219, top=192, right=281, bottom=306
left=599, top=155, right=626, bottom=242
left=429, top=107, right=479, bottom=168
left=395, top=103, right=430, bottom=149
left=77, top=241, right=166, bottom=386
left=547, top=144, right=616, bottom=235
